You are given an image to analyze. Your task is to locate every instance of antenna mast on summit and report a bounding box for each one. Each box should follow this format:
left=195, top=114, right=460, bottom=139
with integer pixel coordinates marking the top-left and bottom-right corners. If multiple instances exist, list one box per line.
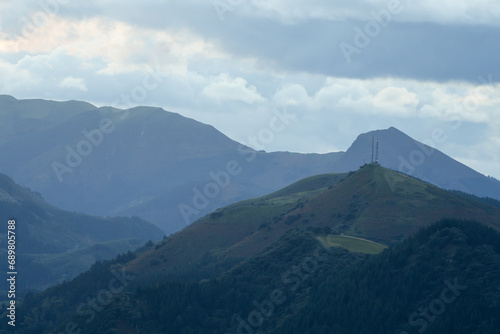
left=375, top=139, right=379, bottom=164
left=371, top=136, right=374, bottom=163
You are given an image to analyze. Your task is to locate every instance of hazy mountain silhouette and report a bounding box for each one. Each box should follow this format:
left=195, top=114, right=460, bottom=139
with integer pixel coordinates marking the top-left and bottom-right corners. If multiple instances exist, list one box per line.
left=333, top=127, right=500, bottom=200
left=0, top=95, right=341, bottom=234
left=1, top=95, right=499, bottom=236
left=0, top=172, right=162, bottom=292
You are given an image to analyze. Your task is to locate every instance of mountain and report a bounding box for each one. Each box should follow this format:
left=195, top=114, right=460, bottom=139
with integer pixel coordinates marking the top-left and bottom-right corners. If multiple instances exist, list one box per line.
left=8, top=165, right=500, bottom=333
left=11, top=219, right=500, bottom=333
left=0, top=95, right=342, bottom=234
left=123, top=164, right=500, bottom=281
left=333, top=126, right=500, bottom=200
left=2, top=95, right=500, bottom=238
left=275, top=219, right=500, bottom=333
left=12, top=228, right=359, bottom=334
left=291, top=163, right=500, bottom=243
left=0, top=172, right=163, bottom=293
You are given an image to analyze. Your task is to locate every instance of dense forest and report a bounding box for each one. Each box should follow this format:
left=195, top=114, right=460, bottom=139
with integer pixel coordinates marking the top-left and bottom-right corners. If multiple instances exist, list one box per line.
left=7, top=218, right=500, bottom=333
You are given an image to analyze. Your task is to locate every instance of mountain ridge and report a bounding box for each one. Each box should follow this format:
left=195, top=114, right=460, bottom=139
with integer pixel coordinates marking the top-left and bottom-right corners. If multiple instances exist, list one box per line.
left=333, top=126, right=500, bottom=200
left=123, top=164, right=500, bottom=280
left=6, top=160, right=500, bottom=332
left=2, top=95, right=499, bottom=237
left=0, top=95, right=343, bottom=234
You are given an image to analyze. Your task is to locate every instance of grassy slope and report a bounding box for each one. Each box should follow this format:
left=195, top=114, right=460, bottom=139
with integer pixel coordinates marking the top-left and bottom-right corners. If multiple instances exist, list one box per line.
left=126, top=164, right=500, bottom=278
left=125, top=173, right=348, bottom=274
left=316, top=235, right=388, bottom=254
left=290, top=164, right=500, bottom=243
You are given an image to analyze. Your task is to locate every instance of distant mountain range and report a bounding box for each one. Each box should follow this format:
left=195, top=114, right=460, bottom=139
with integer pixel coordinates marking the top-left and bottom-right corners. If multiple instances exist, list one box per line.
left=1, top=95, right=499, bottom=236
left=0, top=172, right=162, bottom=293
left=333, top=126, right=500, bottom=201
left=0, top=95, right=342, bottom=234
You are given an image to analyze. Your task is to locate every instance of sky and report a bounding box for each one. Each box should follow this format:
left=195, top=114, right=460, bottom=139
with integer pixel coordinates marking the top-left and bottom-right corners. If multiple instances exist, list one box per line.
left=0, top=0, right=499, bottom=179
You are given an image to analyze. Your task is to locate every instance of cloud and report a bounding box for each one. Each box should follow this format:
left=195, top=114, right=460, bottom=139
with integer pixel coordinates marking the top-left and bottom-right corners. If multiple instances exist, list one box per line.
left=400, top=0, right=500, bottom=26
left=238, top=0, right=500, bottom=26
left=201, top=73, right=267, bottom=104
left=4, top=0, right=497, bottom=29
left=0, top=16, right=226, bottom=78
left=3, top=2, right=500, bottom=84
left=372, top=86, right=418, bottom=115
left=0, top=1, right=499, bottom=178
left=0, top=57, right=40, bottom=93
left=273, top=84, right=310, bottom=106
left=59, top=76, right=87, bottom=91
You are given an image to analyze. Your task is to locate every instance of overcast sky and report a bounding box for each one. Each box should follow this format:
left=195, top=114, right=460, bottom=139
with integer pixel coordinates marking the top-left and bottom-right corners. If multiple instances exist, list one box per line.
left=1, top=0, right=499, bottom=178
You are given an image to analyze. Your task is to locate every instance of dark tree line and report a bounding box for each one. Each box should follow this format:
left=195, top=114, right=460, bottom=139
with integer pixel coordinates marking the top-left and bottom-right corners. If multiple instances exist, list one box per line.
left=6, top=219, right=500, bottom=334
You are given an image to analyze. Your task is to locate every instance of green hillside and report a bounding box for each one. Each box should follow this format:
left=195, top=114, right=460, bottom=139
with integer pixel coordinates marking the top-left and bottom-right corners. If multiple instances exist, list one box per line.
left=125, top=164, right=500, bottom=280
left=276, top=219, right=500, bottom=333
left=289, top=164, right=500, bottom=243
left=12, top=219, right=500, bottom=333
left=125, top=172, right=348, bottom=276
left=8, top=163, right=500, bottom=333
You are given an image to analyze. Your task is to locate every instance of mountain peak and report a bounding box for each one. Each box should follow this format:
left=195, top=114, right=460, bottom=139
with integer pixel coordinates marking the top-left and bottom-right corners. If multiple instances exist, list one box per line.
left=359, top=126, right=411, bottom=142
left=291, top=164, right=500, bottom=243
left=126, top=163, right=500, bottom=277
left=330, top=127, right=500, bottom=201
left=386, top=125, right=403, bottom=133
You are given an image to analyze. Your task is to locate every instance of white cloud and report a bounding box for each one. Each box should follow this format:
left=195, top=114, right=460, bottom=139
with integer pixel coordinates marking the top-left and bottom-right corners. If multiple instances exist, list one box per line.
left=304, top=77, right=500, bottom=125
left=373, top=86, right=418, bottom=115
left=201, top=73, right=267, bottom=104
left=59, top=76, right=87, bottom=91
left=0, top=17, right=226, bottom=78
left=273, top=84, right=310, bottom=106
left=312, top=77, right=370, bottom=110
left=0, top=58, right=39, bottom=93
left=0, top=1, right=499, bottom=178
